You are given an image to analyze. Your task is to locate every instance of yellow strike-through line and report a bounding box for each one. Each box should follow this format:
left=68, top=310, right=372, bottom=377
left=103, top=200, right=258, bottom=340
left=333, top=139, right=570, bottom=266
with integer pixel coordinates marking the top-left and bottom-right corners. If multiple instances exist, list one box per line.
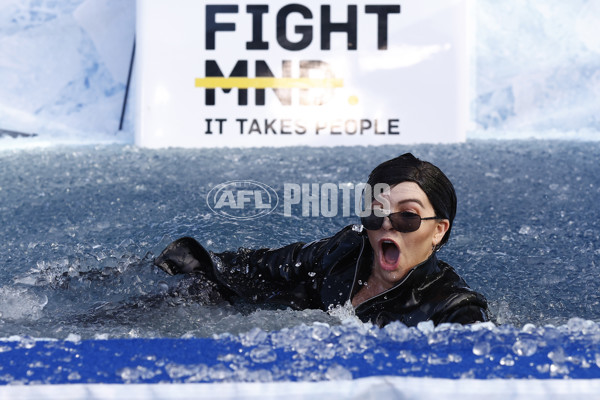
left=195, top=77, right=344, bottom=89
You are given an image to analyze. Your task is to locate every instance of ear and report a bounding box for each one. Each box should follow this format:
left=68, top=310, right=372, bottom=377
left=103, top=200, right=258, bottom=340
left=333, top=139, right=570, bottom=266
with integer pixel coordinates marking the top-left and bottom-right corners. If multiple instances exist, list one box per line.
left=433, top=219, right=450, bottom=246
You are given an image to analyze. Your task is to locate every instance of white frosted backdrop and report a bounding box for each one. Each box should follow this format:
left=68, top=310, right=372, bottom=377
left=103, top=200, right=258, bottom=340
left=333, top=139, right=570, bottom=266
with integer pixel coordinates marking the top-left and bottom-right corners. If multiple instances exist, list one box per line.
left=0, top=0, right=599, bottom=145
left=473, top=0, right=600, bottom=139
left=0, top=0, right=135, bottom=144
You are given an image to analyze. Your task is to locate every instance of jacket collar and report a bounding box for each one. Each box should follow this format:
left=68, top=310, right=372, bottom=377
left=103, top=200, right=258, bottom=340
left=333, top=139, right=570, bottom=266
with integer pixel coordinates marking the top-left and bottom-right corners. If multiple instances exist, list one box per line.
left=352, top=236, right=440, bottom=309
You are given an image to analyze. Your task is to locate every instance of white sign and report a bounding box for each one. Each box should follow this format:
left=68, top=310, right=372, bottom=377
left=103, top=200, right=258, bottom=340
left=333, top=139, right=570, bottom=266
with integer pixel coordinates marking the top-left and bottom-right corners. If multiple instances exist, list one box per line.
left=136, top=0, right=470, bottom=148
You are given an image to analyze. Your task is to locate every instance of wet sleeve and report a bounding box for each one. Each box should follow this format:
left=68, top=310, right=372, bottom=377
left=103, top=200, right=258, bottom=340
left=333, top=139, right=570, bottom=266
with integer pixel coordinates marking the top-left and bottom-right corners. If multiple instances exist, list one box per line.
left=434, top=293, right=490, bottom=325
left=154, top=226, right=359, bottom=307
left=209, top=239, right=330, bottom=303
left=209, top=226, right=358, bottom=305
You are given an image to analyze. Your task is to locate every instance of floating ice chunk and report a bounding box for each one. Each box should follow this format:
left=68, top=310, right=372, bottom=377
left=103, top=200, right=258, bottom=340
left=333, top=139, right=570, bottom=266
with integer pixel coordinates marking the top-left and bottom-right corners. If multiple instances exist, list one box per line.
left=548, top=348, right=566, bottom=365
left=12, top=276, right=37, bottom=286
left=521, top=323, right=538, bottom=334
left=165, top=363, right=192, bottom=379
left=484, top=172, right=501, bottom=179
left=550, top=363, right=570, bottom=377
left=427, top=324, right=463, bottom=345
left=383, top=321, right=413, bottom=342
left=325, top=364, right=352, bottom=380
left=243, top=369, right=273, bottom=382
left=417, top=320, right=434, bottom=334
left=118, top=366, right=161, bottom=382
left=472, top=340, right=492, bottom=357
left=566, top=317, right=588, bottom=333
left=118, top=238, right=137, bottom=252
left=428, top=353, right=462, bottom=365
left=327, top=300, right=359, bottom=323
left=207, top=364, right=233, bottom=381
left=512, top=338, right=538, bottom=357
left=351, top=224, right=364, bottom=233
left=536, top=364, right=551, bottom=374
left=581, top=320, right=600, bottom=335
left=64, top=333, right=81, bottom=343
left=165, top=363, right=209, bottom=382
left=499, top=355, right=515, bottom=366
left=397, top=349, right=418, bottom=363
left=518, top=226, right=532, bottom=235
left=67, top=372, right=81, bottom=381
left=339, top=330, right=369, bottom=355
left=94, top=333, right=109, bottom=340
left=310, top=322, right=331, bottom=341
left=249, top=345, right=277, bottom=363
left=127, top=328, right=141, bottom=338
left=101, top=257, right=118, bottom=269
left=17, top=337, right=36, bottom=350
left=313, top=342, right=336, bottom=361
left=240, top=327, right=268, bottom=347
left=0, top=286, right=48, bottom=321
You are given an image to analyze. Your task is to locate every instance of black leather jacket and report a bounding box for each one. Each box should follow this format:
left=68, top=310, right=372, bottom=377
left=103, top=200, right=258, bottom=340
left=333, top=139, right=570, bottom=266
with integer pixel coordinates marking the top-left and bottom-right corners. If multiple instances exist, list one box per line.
left=154, top=225, right=489, bottom=327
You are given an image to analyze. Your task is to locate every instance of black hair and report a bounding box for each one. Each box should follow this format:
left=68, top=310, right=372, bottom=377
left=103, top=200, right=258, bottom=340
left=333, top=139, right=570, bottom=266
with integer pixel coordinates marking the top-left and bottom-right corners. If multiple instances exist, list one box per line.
left=366, top=153, right=457, bottom=249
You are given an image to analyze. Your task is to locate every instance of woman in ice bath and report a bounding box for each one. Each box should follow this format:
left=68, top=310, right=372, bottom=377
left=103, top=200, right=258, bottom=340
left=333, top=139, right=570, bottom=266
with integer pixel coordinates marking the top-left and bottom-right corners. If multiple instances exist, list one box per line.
left=154, top=153, right=489, bottom=327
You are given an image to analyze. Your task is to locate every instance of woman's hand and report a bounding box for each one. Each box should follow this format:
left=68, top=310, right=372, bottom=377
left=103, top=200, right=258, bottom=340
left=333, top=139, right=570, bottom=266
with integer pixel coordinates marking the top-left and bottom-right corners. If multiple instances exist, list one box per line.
left=153, top=237, right=213, bottom=276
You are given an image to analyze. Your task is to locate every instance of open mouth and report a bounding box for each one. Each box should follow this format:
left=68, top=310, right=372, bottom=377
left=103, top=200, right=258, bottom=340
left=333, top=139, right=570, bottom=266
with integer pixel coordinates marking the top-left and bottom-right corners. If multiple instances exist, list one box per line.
left=379, top=239, right=400, bottom=271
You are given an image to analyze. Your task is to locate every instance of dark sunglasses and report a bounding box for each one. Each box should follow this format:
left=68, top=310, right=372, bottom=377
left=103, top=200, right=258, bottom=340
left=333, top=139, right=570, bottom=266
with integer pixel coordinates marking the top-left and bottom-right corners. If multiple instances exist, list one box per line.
left=361, top=211, right=442, bottom=233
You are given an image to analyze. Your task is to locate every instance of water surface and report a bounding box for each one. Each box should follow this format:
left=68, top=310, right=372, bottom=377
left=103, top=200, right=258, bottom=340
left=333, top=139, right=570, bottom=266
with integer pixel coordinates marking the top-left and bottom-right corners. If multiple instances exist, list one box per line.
left=0, top=140, right=598, bottom=339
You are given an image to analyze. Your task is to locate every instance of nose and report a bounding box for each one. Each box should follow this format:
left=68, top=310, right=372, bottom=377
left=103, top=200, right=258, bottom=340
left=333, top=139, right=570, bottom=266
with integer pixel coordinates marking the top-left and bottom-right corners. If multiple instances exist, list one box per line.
left=381, top=215, right=394, bottom=230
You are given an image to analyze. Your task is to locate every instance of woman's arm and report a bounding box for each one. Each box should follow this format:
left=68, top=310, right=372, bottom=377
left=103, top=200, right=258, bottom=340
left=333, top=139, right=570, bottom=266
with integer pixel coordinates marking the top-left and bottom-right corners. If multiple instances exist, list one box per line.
left=153, top=226, right=360, bottom=307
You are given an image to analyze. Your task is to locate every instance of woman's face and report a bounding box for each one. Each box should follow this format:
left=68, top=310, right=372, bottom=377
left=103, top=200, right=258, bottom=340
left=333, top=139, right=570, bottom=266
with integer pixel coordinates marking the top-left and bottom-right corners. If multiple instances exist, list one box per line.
left=366, top=181, right=449, bottom=288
